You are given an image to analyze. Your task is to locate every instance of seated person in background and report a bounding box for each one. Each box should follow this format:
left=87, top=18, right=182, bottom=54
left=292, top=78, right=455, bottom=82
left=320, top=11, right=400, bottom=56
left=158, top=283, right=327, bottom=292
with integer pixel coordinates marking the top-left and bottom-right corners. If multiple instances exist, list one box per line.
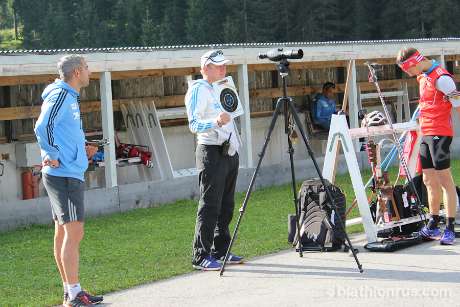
left=312, top=82, right=337, bottom=130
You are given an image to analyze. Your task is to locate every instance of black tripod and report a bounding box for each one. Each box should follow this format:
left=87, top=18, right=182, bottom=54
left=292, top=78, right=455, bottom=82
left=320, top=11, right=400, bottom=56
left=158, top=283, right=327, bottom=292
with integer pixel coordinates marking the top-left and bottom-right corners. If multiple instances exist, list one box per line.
left=220, top=59, right=363, bottom=276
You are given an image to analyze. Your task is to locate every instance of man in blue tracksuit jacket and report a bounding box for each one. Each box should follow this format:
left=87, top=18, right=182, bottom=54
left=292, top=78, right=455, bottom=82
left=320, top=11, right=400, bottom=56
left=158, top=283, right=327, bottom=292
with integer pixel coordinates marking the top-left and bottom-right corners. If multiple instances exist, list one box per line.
left=35, top=79, right=88, bottom=181
left=34, top=55, right=102, bottom=306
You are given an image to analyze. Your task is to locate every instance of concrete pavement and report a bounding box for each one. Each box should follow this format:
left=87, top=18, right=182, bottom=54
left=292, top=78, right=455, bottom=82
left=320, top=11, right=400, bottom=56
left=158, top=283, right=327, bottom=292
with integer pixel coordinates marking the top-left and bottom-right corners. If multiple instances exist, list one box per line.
left=102, top=234, right=460, bottom=307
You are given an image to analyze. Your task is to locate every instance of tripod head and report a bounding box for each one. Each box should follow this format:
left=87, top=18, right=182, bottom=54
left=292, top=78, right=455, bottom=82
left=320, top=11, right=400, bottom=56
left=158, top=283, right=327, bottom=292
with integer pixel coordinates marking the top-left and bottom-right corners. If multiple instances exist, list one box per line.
left=277, top=59, right=290, bottom=77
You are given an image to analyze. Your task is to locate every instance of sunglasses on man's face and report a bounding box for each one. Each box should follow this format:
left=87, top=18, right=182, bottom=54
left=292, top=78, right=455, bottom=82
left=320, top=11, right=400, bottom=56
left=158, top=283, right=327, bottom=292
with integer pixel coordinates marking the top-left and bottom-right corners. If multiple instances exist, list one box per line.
left=203, top=50, right=223, bottom=66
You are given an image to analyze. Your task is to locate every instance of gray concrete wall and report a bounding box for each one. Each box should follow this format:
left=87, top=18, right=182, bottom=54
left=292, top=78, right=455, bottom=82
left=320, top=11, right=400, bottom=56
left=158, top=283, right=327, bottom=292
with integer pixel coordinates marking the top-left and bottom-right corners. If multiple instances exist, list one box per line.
left=0, top=150, right=360, bottom=232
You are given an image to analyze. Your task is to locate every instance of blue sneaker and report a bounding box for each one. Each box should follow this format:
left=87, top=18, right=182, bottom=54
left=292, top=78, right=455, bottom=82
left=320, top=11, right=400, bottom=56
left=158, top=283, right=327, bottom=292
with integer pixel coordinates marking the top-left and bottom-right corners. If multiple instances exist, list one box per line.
left=419, top=226, right=441, bottom=240
left=440, top=229, right=455, bottom=245
left=192, top=256, right=221, bottom=271
left=218, top=253, right=244, bottom=264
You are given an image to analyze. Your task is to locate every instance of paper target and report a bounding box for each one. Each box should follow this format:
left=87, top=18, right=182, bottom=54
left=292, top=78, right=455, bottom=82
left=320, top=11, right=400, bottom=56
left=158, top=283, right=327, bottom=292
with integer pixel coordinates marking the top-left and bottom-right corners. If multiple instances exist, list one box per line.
left=212, top=76, right=244, bottom=118
left=220, top=88, right=239, bottom=112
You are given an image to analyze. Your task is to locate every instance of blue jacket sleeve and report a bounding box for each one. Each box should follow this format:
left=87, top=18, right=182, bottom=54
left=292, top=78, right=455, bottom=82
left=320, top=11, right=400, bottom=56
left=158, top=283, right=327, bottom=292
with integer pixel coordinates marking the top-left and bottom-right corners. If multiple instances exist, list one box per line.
left=314, top=98, right=323, bottom=121
left=34, top=92, right=68, bottom=161
left=185, top=85, right=218, bottom=133
left=316, top=97, right=335, bottom=121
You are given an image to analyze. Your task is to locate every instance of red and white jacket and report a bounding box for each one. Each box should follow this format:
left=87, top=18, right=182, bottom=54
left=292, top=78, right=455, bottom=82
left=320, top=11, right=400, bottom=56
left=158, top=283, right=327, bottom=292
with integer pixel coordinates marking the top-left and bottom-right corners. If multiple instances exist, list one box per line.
left=417, top=66, right=454, bottom=136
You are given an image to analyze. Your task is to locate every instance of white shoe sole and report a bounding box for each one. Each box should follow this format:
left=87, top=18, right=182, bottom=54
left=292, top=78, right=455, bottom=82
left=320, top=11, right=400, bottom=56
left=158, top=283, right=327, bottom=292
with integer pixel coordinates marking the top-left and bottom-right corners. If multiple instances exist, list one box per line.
left=192, top=264, right=221, bottom=271
left=217, top=259, right=244, bottom=265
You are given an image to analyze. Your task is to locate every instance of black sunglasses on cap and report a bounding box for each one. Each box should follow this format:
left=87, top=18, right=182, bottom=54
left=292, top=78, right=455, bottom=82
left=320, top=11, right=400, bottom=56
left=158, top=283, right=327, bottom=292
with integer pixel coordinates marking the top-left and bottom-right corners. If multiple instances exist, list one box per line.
left=203, top=50, right=224, bottom=66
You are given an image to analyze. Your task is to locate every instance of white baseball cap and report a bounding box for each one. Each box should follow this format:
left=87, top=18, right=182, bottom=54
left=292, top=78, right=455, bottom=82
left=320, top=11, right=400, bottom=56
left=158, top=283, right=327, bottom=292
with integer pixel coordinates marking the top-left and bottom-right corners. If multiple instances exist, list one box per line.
left=200, top=50, right=232, bottom=68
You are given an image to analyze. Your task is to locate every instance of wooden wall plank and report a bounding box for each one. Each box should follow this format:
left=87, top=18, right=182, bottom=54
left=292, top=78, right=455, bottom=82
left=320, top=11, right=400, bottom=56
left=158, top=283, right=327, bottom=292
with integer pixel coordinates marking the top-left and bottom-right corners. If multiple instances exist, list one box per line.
left=1, top=72, right=456, bottom=121
left=0, top=95, right=185, bottom=121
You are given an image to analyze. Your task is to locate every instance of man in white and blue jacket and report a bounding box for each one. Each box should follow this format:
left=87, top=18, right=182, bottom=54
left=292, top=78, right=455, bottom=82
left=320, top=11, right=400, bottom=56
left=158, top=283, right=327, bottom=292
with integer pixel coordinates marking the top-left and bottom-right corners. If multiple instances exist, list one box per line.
left=34, top=55, right=102, bottom=306
left=185, top=50, right=244, bottom=271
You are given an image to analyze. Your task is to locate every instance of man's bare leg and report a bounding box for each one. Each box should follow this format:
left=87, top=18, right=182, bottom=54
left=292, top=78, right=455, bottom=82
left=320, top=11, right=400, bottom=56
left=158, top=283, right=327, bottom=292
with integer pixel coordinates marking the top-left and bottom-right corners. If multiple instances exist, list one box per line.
left=54, top=222, right=68, bottom=302
left=419, top=169, right=444, bottom=240
left=438, top=168, right=457, bottom=244
left=423, top=169, right=442, bottom=216
left=437, top=168, right=457, bottom=218
left=62, top=221, right=84, bottom=300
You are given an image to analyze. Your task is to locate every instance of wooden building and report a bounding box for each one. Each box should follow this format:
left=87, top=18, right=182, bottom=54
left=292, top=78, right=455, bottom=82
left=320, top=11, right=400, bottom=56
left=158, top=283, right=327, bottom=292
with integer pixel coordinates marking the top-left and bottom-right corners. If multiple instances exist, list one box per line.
left=1, top=38, right=460, bottom=231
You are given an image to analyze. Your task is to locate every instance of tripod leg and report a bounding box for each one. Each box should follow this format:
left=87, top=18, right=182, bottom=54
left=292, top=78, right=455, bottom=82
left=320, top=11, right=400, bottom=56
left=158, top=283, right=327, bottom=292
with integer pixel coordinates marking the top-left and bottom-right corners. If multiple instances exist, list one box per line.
left=287, top=101, right=364, bottom=273
left=286, top=135, right=304, bottom=257
left=220, top=98, right=284, bottom=276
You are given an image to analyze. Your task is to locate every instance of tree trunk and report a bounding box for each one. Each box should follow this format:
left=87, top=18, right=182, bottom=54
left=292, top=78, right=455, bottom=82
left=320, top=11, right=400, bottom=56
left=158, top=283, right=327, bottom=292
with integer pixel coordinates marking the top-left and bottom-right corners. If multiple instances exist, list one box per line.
left=13, top=5, right=18, bottom=40
left=243, top=0, right=248, bottom=42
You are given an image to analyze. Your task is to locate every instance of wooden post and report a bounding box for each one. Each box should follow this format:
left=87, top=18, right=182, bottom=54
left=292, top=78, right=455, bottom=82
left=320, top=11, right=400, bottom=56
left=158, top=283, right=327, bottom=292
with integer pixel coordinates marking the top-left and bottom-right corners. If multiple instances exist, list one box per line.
left=402, top=82, right=410, bottom=121
left=440, top=49, right=446, bottom=69
left=341, top=60, right=352, bottom=113
left=100, top=71, right=118, bottom=187
left=348, top=60, right=360, bottom=151
left=348, top=60, right=359, bottom=129
left=329, top=60, right=353, bottom=182
left=237, top=64, right=253, bottom=168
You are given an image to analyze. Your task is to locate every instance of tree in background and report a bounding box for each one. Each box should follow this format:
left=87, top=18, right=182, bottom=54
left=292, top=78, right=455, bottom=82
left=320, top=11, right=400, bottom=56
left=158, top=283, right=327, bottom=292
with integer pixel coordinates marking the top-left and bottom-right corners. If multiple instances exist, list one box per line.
left=0, top=0, right=12, bottom=29
left=141, top=8, right=160, bottom=46
left=222, top=0, right=248, bottom=43
left=160, top=0, right=186, bottom=45
left=348, top=0, right=379, bottom=40
left=405, top=0, right=435, bottom=38
left=119, top=0, right=150, bottom=47
left=73, top=0, right=98, bottom=47
left=431, top=0, right=460, bottom=37
left=14, top=0, right=46, bottom=48
left=2, top=0, right=460, bottom=49
left=186, top=0, right=226, bottom=44
left=40, top=1, right=74, bottom=49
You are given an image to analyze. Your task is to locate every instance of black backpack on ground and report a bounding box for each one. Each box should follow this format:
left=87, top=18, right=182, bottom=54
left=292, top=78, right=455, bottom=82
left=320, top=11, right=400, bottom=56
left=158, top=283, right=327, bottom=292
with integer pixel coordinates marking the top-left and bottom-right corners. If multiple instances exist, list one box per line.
left=288, top=178, right=347, bottom=251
